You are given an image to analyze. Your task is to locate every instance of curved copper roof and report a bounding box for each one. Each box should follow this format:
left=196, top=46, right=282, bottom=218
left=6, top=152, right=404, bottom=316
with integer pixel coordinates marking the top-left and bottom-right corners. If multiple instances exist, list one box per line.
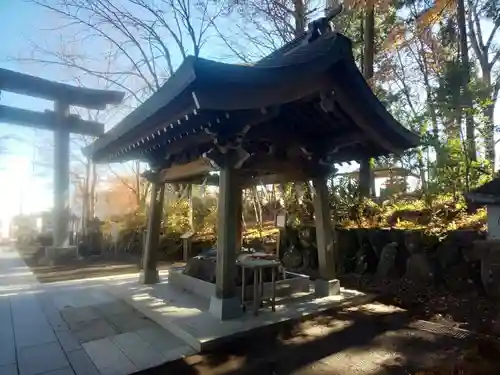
left=86, top=31, right=419, bottom=176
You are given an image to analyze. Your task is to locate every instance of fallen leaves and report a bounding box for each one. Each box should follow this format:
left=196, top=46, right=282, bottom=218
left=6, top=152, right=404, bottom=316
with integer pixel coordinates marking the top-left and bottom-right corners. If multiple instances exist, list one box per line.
left=340, top=274, right=499, bottom=335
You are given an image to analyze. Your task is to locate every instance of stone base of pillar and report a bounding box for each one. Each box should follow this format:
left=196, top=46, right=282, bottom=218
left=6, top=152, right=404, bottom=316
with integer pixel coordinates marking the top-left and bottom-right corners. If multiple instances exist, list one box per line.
left=139, top=269, right=160, bottom=284
left=209, top=296, right=243, bottom=320
left=314, top=279, right=340, bottom=298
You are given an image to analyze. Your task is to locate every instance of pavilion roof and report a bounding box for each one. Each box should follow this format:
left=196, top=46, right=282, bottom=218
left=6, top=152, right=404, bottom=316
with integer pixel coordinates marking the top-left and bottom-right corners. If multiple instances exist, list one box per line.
left=86, top=30, right=419, bottom=184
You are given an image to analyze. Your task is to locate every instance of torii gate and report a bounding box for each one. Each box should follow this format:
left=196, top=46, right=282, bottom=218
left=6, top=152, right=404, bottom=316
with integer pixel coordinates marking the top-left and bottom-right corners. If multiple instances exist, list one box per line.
left=0, top=68, right=123, bottom=249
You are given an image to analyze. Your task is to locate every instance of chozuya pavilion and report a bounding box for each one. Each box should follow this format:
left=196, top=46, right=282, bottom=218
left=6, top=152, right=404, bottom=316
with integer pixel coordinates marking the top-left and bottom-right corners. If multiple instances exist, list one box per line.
left=85, top=13, right=419, bottom=320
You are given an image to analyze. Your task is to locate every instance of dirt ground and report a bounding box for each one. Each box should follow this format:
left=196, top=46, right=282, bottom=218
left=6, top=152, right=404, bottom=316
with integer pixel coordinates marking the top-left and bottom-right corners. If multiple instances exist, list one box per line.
left=139, top=303, right=500, bottom=375
left=16, top=245, right=175, bottom=283
left=339, top=275, right=500, bottom=337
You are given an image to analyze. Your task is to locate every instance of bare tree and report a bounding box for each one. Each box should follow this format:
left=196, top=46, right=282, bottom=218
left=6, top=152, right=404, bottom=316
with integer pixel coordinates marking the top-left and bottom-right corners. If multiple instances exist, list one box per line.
left=456, top=0, right=477, bottom=162
left=69, top=70, right=123, bottom=231
left=214, top=0, right=321, bottom=62
left=24, top=0, right=224, bottom=103
left=14, top=0, right=225, bottom=226
left=107, top=161, right=151, bottom=212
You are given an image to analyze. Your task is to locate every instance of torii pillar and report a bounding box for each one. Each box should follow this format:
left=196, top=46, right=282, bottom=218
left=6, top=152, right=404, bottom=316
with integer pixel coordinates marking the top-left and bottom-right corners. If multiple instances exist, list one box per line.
left=53, top=102, right=71, bottom=248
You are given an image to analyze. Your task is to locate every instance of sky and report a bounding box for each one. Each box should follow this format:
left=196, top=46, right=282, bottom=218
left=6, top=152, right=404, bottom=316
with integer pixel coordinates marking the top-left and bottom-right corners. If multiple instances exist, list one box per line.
left=0, top=2, right=56, bottom=221
left=0, top=1, right=498, bottom=224
left=0, top=1, right=130, bottom=222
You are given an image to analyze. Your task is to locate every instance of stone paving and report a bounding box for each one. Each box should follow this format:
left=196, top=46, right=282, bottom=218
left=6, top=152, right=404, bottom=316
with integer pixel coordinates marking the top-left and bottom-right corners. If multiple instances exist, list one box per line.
left=0, top=246, right=194, bottom=375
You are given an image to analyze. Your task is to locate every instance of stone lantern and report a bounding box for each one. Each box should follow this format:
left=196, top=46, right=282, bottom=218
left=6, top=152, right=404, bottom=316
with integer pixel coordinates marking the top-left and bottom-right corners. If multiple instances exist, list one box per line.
left=465, top=178, right=500, bottom=296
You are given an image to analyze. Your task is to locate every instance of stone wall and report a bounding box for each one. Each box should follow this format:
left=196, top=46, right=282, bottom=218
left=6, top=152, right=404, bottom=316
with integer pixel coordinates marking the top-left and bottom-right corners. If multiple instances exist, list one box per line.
left=280, top=226, right=488, bottom=293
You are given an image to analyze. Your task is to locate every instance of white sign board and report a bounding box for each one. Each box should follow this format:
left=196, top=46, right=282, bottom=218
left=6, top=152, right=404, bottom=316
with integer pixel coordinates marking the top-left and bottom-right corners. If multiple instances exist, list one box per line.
left=276, top=214, right=286, bottom=228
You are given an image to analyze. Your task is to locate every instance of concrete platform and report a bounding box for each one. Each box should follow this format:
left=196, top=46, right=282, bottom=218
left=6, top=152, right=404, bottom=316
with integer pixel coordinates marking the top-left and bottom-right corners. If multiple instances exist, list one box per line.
left=108, top=274, right=374, bottom=351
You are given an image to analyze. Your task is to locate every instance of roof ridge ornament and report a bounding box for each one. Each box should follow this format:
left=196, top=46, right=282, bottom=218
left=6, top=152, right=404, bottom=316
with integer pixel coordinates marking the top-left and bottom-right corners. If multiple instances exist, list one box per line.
left=307, top=4, right=343, bottom=42
left=258, top=4, right=343, bottom=63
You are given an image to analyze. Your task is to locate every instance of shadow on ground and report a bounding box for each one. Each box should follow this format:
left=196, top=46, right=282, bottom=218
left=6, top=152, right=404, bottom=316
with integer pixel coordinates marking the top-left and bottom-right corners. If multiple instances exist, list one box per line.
left=340, top=274, right=500, bottom=336
left=138, top=304, right=474, bottom=375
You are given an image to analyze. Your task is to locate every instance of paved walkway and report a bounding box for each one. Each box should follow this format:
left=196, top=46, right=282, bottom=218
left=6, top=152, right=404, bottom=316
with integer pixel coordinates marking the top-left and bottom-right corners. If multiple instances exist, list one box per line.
left=0, top=246, right=193, bottom=375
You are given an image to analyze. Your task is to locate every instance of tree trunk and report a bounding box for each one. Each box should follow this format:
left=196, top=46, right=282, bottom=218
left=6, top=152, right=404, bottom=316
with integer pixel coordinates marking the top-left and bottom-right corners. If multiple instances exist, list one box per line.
left=467, top=1, right=498, bottom=171
left=484, top=102, right=495, bottom=170
left=241, top=210, right=247, bottom=232
left=417, top=148, right=427, bottom=195
left=255, top=189, right=263, bottom=227
left=277, top=183, right=287, bottom=208
left=359, top=6, right=375, bottom=198
left=482, top=68, right=495, bottom=171
left=359, top=158, right=371, bottom=198
left=187, top=184, right=194, bottom=231
left=293, top=0, right=306, bottom=36
left=363, top=7, right=374, bottom=80
left=302, top=182, right=316, bottom=222
left=82, top=159, right=90, bottom=235
left=89, top=161, right=96, bottom=220
left=271, top=184, right=277, bottom=209
left=135, top=161, right=142, bottom=209
left=370, top=165, right=376, bottom=196
left=416, top=40, right=440, bottom=142
left=457, top=0, right=476, bottom=162
left=250, top=187, right=263, bottom=235
left=358, top=13, right=364, bottom=69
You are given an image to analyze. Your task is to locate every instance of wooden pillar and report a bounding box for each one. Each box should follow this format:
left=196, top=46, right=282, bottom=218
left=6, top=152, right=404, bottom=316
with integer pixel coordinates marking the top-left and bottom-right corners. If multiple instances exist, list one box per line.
left=312, top=176, right=340, bottom=297
left=275, top=211, right=288, bottom=260
left=53, top=101, right=70, bottom=249
left=359, top=158, right=371, bottom=198
left=209, top=163, right=243, bottom=320
left=140, top=178, right=165, bottom=284
left=215, top=166, right=239, bottom=299
left=187, top=184, right=195, bottom=231
left=236, top=191, right=243, bottom=249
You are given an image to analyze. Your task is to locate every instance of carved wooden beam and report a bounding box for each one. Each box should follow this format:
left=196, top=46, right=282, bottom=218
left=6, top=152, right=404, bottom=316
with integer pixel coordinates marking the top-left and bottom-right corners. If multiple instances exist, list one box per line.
left=242, top=154, right=332, bottom=178
left=158, top=158, right=215, bottom=183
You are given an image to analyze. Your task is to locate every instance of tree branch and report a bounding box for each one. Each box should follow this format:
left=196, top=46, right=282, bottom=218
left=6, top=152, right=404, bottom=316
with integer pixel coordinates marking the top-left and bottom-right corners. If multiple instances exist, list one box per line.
left=107, top=165, right=139, bottom=196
